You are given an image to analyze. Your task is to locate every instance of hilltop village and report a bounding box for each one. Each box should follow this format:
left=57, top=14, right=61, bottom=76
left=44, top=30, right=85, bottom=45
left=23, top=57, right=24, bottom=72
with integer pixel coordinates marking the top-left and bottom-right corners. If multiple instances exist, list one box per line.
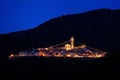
left=9, top=37, right=107, bottom=59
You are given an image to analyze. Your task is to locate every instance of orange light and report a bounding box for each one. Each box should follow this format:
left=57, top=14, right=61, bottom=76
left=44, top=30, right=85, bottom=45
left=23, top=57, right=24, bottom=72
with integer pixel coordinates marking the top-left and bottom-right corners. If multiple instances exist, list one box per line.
left=66, top=54, right=71, bottom=57
left=8, top=54, right=14, bottom=59
left=45, top=48, right=48, bottom=50
left=74, top=54, right=79, bottom=58
left=10, top=54, right=14, bottom=57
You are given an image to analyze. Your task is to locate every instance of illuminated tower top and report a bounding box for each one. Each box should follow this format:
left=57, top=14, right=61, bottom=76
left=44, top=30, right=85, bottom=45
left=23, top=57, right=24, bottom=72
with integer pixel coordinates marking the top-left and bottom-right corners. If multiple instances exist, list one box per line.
left=70, top=37, right=74, bottom=49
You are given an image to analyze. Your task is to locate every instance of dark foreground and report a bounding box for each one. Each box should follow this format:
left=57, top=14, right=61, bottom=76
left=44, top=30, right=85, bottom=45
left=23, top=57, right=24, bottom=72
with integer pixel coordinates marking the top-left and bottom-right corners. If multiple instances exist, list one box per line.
left=0, top=57, right=119, bottom=80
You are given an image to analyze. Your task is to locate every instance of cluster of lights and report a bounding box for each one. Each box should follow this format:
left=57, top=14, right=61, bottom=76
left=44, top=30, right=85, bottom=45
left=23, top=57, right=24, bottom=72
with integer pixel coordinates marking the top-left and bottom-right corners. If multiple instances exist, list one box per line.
left=8, top=37, right=107, bottom=59
left=8, top=51, right=106, bottom=59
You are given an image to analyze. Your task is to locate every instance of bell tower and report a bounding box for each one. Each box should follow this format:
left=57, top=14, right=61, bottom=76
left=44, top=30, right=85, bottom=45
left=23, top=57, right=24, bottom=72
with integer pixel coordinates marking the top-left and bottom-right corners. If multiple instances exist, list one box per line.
left=70, top=37, right=74, bottom=49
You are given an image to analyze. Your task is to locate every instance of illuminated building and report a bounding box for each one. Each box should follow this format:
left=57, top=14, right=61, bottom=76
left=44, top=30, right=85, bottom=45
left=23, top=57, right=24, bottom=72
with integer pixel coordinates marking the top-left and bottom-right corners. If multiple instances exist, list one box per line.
left=65, top=37, right=74, bottom=50
left=70, top=37, right=74, bottom=49
left=65, top=44, right=71, bottom=50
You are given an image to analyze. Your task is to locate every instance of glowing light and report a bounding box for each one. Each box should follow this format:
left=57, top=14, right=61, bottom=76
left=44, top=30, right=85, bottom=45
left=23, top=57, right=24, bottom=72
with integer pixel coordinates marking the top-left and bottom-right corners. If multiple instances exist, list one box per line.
left=73, top=54, right=79, bottom=58
left=45, top=48, right=48, bottom=50
left=8, top=54, right=14, bottom=59
left=38, top=48, right=41, bottom=50
left=65, top=44, right=71, bottom=50
left=38, top=52, right=47, bottom=57
left=66, top=54, right=71, bottom=57
left=81, top=45, right=86, bottom=48
left=10, top=54, right=14, bottom=57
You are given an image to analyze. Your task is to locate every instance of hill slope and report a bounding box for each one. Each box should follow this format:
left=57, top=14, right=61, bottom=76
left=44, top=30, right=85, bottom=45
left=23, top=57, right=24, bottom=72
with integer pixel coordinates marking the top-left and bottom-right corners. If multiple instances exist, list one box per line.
left=0, top=8, right=120, bottom=59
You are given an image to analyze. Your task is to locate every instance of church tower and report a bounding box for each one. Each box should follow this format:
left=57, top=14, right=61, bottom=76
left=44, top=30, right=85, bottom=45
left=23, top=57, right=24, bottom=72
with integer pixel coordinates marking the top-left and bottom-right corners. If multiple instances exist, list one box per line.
left=70, top=37, right=74, bottom=49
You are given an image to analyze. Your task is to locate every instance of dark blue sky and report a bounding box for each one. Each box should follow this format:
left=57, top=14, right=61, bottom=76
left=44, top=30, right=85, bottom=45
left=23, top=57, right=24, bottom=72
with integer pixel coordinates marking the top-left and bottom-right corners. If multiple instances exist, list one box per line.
left=0, top=0, right=120, bottom=34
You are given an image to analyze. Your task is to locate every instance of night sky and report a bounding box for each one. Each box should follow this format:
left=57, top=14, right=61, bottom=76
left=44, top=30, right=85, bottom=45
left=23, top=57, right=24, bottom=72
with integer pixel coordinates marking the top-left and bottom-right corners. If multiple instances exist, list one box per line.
left=0, top=0, right=120, bottom=34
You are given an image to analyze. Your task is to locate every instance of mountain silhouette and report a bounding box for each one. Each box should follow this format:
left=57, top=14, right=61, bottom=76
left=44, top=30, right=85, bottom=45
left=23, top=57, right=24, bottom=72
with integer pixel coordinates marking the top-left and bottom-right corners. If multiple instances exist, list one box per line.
left=0, top=8, right=120, bottom=60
